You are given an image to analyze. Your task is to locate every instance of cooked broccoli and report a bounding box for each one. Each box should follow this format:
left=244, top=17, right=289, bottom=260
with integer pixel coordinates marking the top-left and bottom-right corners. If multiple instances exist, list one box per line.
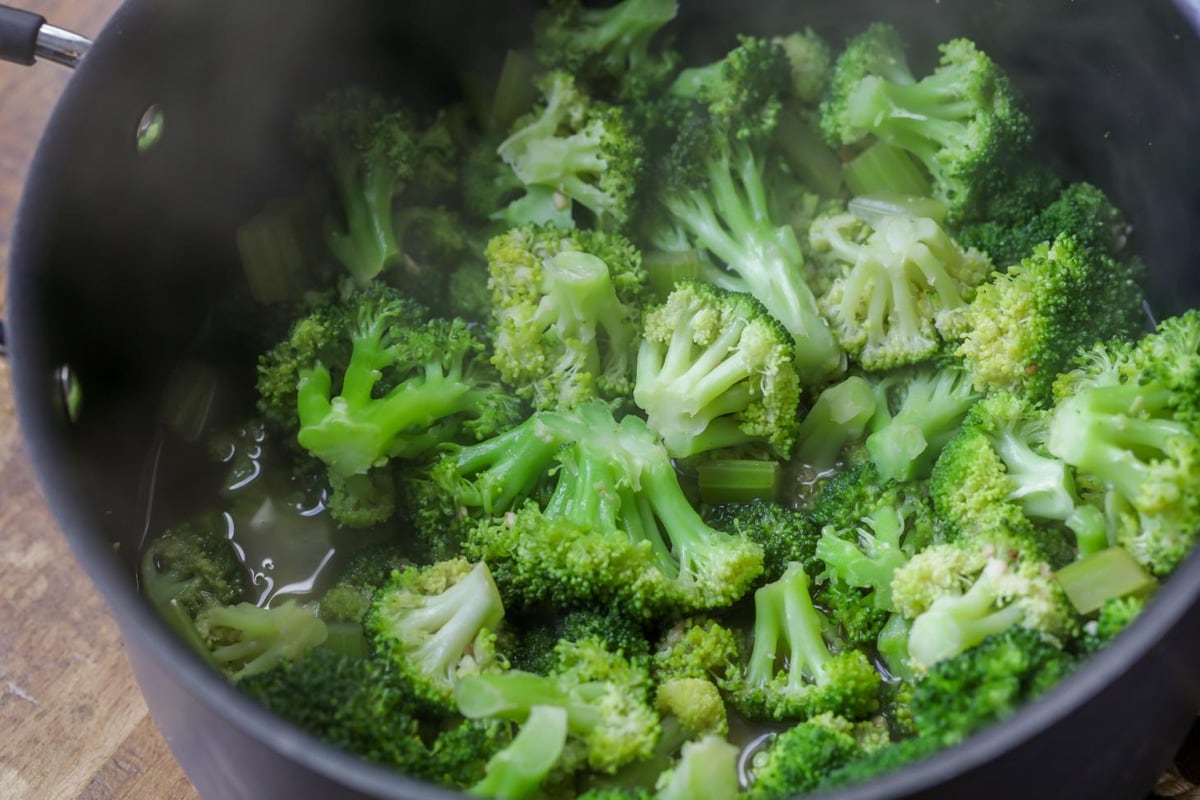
left=816, top=734, right=944, bottom=793
left=140, top=512, right=245, bottom=627
left=365, top=559, right=506, bottom=710
left=469, top=705, right=570, bottom=800
left=633, top=280, right=802, bottom=458
left=318, top=542, right=410, bottom=625
left=811, top=210, right=991, bottom=370
left=747, top=715, right=865, bottom=799
left=1046, top=311, right=1200, bottom=575
left=487, top=224, right=648, bottom=411
left=508, top=607, right=650, bottom=676
left=196, top=599, right=328, bottom=681
left=820, top=25, right=1032, bottom=223
left=669, top=35, right=793, bottom=142
left=654, top=678, right=728, bottom=739
left=775, top=28, right=834, bottom=106
left=705, top=498, right=821, bottom=582
left=655, top=734, right=741, bottom=800
left=955, top=233, right=1147, bottom=404
left=1076, top=594, right=1149, bottom=656
left=730, top=562, right=882, bottom=721
left=816, top=505, right=910, bottom=613
left=793, top=375, right=878, bottom=471
left=498, top=71, right=646, bottom=231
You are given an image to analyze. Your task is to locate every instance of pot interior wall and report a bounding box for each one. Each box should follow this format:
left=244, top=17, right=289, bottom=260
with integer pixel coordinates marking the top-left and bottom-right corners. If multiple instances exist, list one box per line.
left=8, top=0, right=1200, bottom=798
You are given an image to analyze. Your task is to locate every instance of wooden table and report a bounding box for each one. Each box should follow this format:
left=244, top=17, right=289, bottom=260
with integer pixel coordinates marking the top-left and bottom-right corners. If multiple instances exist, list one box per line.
left=0, top=1, right=198, bottom=797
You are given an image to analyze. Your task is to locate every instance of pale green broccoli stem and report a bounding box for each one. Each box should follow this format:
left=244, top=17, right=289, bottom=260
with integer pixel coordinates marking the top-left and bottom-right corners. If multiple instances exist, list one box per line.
left=775, top=111, right=844, bottom=197
left=469, top=705, right=569, bottom=800
left=537, top=250, right=635, bottom=376
left=876, top=613, right=913, bottom=681
left=844, top=72, right=976, bottom=168
left=906, top=566, right=1026, bottom=668
left=794, top=376, right=877, bottom=470
left=488, top=49, right=538, bottom=132
left=848, top=193, right=948, bottom=227
left=656, top=735, right=742, bottom=800
left=815, top=506, right=908, bottom=611
left=200, top=601, right=328, bottom=682
left=745, top=563, right=832, bottom=690
left=643, top=249, right=708, bottom=299
left=867, top=369, right=980, bottom=483
left=1066, top=505, right=1111, bottom=558
left=696, top=459, right=781, bottom=505
left=1053, top=547, right=1156, bottom=615
left=989, top=425, right=1078, bottom=522
left=326, top=142, right=402, bottom=287
left=842, top=141, right=930, bottom=198
left=455, top=671, right=604, bottom=737
left=442, top=413, right=573, bottom=513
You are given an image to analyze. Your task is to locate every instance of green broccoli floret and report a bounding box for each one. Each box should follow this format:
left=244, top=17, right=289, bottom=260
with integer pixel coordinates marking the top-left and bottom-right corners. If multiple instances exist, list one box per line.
left=196, top=599, right=328, bottom=681
left=498, top=71, right=645, bottom=231
left=508, top=607, right=650, bottom=676
left=455, top=637, right=661, bottom=775
left=654, top=678, right=728, bottom=740
left=955, top=233, right=1146, bottom=404
left=811, top=210, right=991, bottom=370
left=910, top=627, right=1075, bottom=746
left=775, top=28, right=834, bottom=106
left=865, top=364, right=982, bottom=483
left=296, top=88, right=459, bottom=287
left=655, top=734, right=741, bottom=800
left=460, top=403, right=763, bottom=618
left=532, top=0, right=680, bottom=102
left=469, top=705, right=570, bottom=800
left=816, top=505, right=910, bottom=613
left=793, top=375, right=878, bottom=471
left=487, top=225, right=648, bottom=411
left=930, top=393, right=1083, bottom=562
left=257, top=286, right=521, bottom=519
left=1076, top=594, right=1148, bottom=656
left=730, top=563, right=882, bottom=721
left=318, top=542, right=410, bottom=625
left=747, top=715, right=865, bottom=799
left=1047, top=311, right=1200, bottom=575
left=633, top=281, right=802, bottom=458
left=669, top=35, right=793, bottom=142
left=652, top=114, right=843, bottom=382
left=891, top=535, right=1078, bottom=671
left=820, top=26, right=1032, bottom=223
left=365, top=559, right=507, bottom=710
left=140, top=513, right=246, bottom=635
left=651, top=616, right=741, bottom=685
left=704, top=499, right=821, bottom=582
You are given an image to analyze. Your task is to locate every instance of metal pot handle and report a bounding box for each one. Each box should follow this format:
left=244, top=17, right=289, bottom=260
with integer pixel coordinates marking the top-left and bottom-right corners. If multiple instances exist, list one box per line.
left=0, top=5, right=91, bottom=68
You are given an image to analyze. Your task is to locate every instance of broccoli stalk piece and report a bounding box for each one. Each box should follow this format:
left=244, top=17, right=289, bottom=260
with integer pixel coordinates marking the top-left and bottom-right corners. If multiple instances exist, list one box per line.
left=821, top=26, right=1032, bottom=223
left=1047, top=311, right=1200, bottom=575
left=793, top=376, right=878, bottom=471
left=487, top=225, right=648, bottom=410
left=811, top=211, right=991, bottom=370
left=731, top=563, right=882, bottom=721
left=653, top=117, right=842, bottom=382
left=498, top=71, right=645, bottom=230
left=455, top=638, right=661, bottom=775
left=634, top=281, right=802, bottom=458
left=816, top=505, right=910, bottom=612
left=470, top=705, right=570, bottom=800
left=196, top=599, right=328, bottom=681
left=655, top=735, right=741, bottom=800
left=955, top=233, right=1146, bottom=404
left=365, top=559, right=506, bottom=710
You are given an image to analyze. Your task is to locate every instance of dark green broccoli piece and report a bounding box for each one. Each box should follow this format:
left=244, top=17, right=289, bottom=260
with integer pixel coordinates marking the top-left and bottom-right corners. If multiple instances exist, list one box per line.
left=1076, top=593, right=1149, bottom=656
left=140, top=513, right=245, bottom=626
left=669, top=35, right=793, bottom=142
left=508, top=607, right=650, bottom=676
left=704, top=498, right=821, bottom=583
left=487, top=224, right=648, bottom=411
left=816, top=734, right=944, bottom=793
left=317, top=542, right=410, bottom=625
left=634, top=281, right=802, bottom=458
left=747, top=715, right=865, bottom=799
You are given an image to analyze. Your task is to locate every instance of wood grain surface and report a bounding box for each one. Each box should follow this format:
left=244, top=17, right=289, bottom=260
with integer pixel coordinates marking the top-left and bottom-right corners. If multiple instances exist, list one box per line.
left=0, top=1, right=198, bottom=798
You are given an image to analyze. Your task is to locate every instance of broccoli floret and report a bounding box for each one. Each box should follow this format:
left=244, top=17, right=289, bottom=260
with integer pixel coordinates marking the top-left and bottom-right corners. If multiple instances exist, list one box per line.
left=704, top=498, right=821, bottom=583
left=140, top=513, right=245, bottom=625
left=634, top=281, right=802, bottom=458
left=655, top=734, right=741, bottom=800
left=455, top=638, right=661, bottom=774
left=654, top=678, right=729, bottom=739
left=365, top=559, right=507, bottom=710
left=469, top=705, right=570, bottom=800
left=196, top=599, right=328, bottom=681
left=930, top=393, right=1082, bottom=562
left=669, top=35, right=793, bottom=142
left=910, top=627, right=1075, bottom=745
left=318, top=542, right=410, bottom=625
left=1046, top=311, right=1200, bottom=575
left=508, top=607, right=650, bottom=676
left=533, top=0, right=680, bottom=102
left=463, top=403, right=764, bottom=618
left=812, top=211, right=991, bottom=370
left=487, top=225, right=648, bottom=411
left=498, top=71, right=645, bottom=231
left=793, top=375, right=878, bottom=471
left=747, top=715, right=865, bottom=799
left=816, top=505, right=910, bottom=613
left=652, top=114, right=843, bottom=382
left=955, top=234, right=1146, bottom=404
left=651, top=616, right=742, bottom=684
left=1076, top=594, right=1148, bottom=656
left=865, top=364, right=982, bottom=483
left=891, top=536, right=1078, bottom=671
left=775, top=28, right=834, bottom=106
left=821, top=26, right=1032, bottom=223
left=730, top=563, right=882, bottom=721
left=296, top=88, right=459, bottom=287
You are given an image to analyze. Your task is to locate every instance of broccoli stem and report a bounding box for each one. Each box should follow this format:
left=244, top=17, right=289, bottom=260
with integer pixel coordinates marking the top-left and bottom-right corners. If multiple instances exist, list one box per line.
left=696, top=460, right=781, bottom=505
left=794, top=376, right=878, bottom=471
left=905, top=573, right=1025, bottom=668
left=990, top=427, right=1077, bottom=522
left=842, top=141, right=930, bottom=198
left=442, top=413, right=574, bottom=513
left=469, top=705, right=569, bottom=800
left=1053, top=547, right=1157, bottom=615
left=745, top=564, right=831, bottom=689
left=326, top=142, right=403, bottom=287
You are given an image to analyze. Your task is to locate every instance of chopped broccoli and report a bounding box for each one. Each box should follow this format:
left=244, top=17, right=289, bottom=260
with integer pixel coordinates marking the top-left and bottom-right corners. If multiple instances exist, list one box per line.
left=748, top=715, right=865, bottom=799
left=196, top=599, right=328, bottom=681
left=140, top=513, right=245, bottom=624
left=470, top=705, right=570, bottom=800
left=704, top=498, right=821, bottom=582
left=816, top=734, right=944, bottom=793
left=669, top=35, right=793, bottom=142
left=487, top=224, right=648, bottom=411
left=775, top=28, right=834, bottom=106
left=654, top=678, right=728, bottom=739
left=1076, top=593, right=1149, bottom=656
left=634, top=280, right=802, bottom=458
left=816, top=505, right=910, bottom=613
left=655, top=734, right=741, bottom=800
left=508, top=607, right=650, bottom=676
left=318, top=542, right=410, bottom=625
left=793, top=375, right=878, bottom=471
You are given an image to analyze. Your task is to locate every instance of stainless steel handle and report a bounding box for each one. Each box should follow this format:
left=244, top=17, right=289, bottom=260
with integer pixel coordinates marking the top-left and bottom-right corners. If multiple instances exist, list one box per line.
left=0, top=5, right=92, bottom=69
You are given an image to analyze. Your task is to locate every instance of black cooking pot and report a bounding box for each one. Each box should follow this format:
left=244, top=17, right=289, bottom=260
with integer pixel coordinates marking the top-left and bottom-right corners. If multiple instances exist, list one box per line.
left=6, top=0, right=1200, bottom=798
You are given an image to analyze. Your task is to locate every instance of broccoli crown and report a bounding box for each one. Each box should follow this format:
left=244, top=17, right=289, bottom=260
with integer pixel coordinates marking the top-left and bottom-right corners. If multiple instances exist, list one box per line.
left=196, top=599, right=329, bottom=681
left=140, top=513, right=245, bottom=621
left=652, top=115, right=843, bottom=382
left=634, top=280, right=802, bottom=458
left=816, top=734, right=944, bottom=793
left=731, top=563, right=882, bottom=721
left=656, top=734, right=742, bottom=800
left=775, top=28, right=834, bottom=106
left=296, top=88, right=460, bottom=287
left=533, top=0, right=680, bottom=102
left=508, top=607, right=650, bottom=675
left=793, top=375, right=878, bottom=471
left=651, top=616, right=742, bottom=685
left=487, top=224, right=649, bottom=411
left=748, top=716, right=865, bottom=799
left=654, top=678, right=729, bottom=739
left=317, top=542, right=410, bottom=625
left=930, top=392, right=1079, bottom=563
left=1046, top=311, right=1200, bottom=575
left=364, top=559, right=506, bottom=709
left=956, top=233, right=1147, bottom=404
left=891, top=537, right=1078, bottom=671
left=498, top=71, right=646, bottom=230
left=821, top=27, right=1032, bottom=223
left=704, top=498, right=821, bottom=582
left=865, top=364, right=983, bottom=483
left=816, top=505, right=910, bottom=614
left=1077, top=594, right=1148, bottom=656
left=455, top=638, right=661, bottom=775
left=814, top=212, right=992, bottom=370
left=911, top=627, right=1075, bottom=745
